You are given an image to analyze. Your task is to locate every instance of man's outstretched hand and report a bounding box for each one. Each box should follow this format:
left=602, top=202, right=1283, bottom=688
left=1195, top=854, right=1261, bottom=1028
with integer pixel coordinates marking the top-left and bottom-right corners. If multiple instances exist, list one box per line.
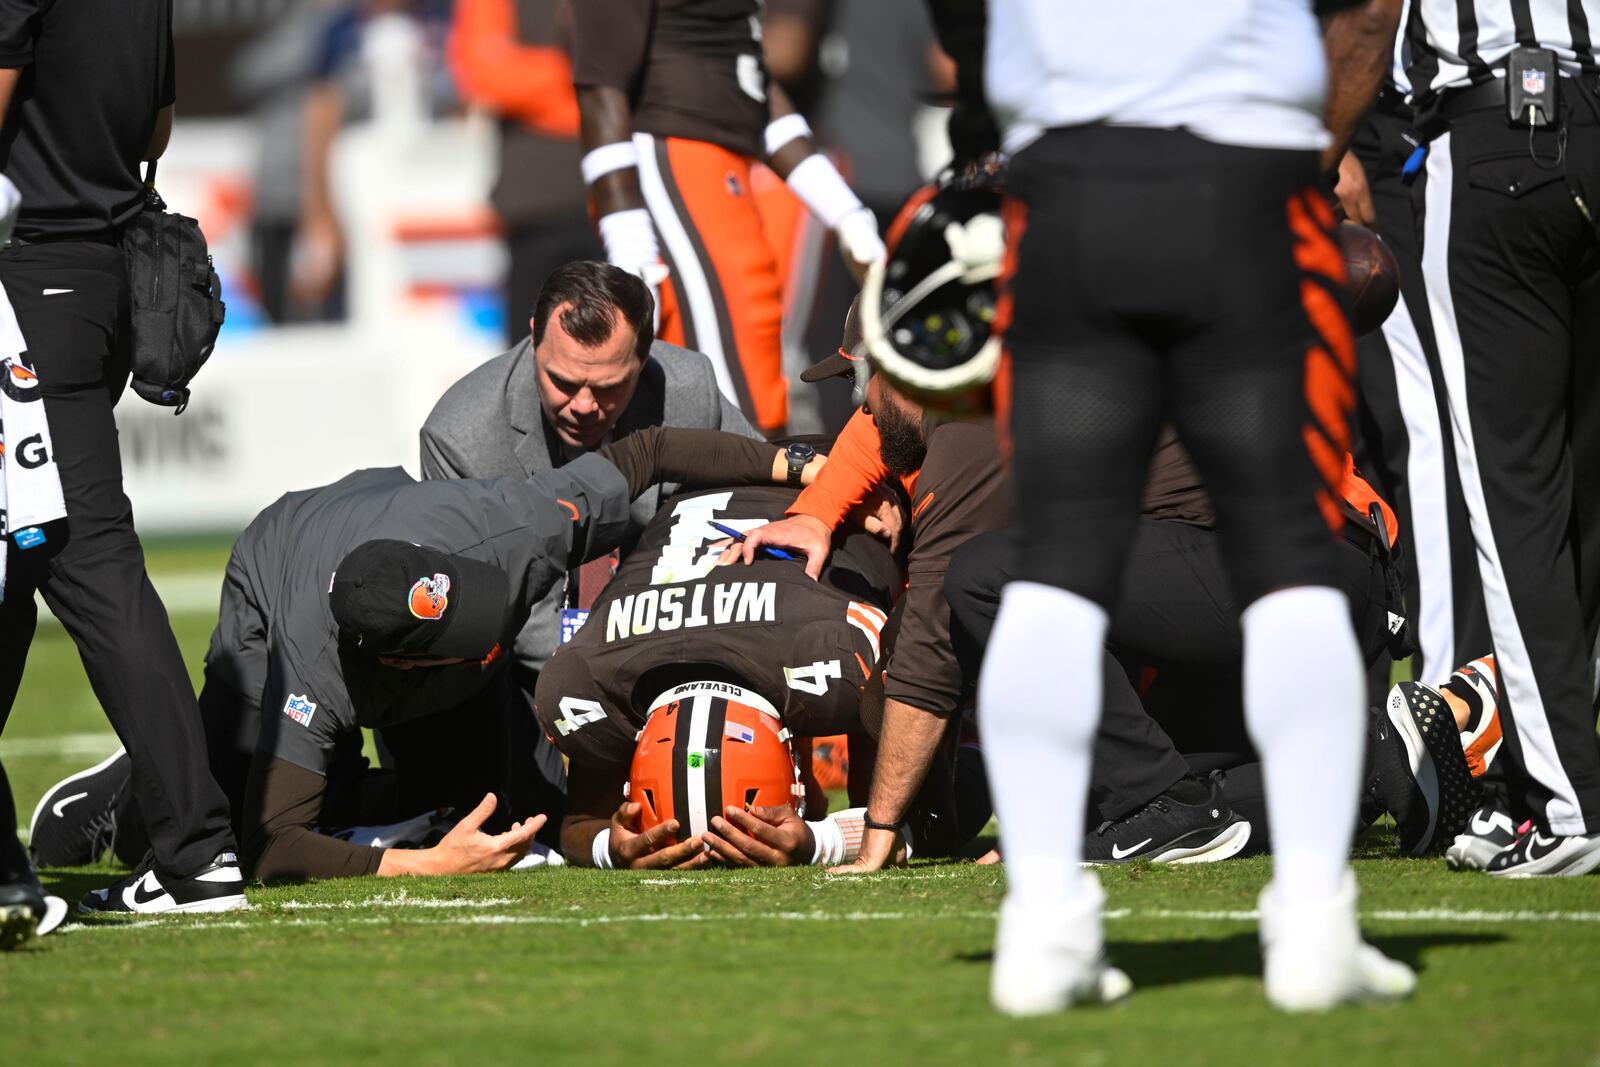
left=428, top=793, right=543, bottom=874
left=717, top=514, right=832, bottom=580
left=609, top=801, right=713, bottom=870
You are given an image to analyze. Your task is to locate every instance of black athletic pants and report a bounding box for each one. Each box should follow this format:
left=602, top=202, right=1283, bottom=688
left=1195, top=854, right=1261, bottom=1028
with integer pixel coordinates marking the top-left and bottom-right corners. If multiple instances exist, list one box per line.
left=1002, top=127, right=1347, bottom=609
left=1351, top=106, right=1490, bottom=684
left=1418, top=86, right=1600, bottom=835
left=0, top=240, right=234, bottom=876
left=0, top=759, right=29, bottom=883
left=948, top=520, right=1393, bottom=824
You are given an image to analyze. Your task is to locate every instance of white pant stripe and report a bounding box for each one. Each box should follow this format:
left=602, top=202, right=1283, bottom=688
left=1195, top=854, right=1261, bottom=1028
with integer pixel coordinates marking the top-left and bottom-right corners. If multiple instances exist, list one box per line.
left=633, top=133, right=742, bottom=410
left=1378, top=277, right=1459, bottom=684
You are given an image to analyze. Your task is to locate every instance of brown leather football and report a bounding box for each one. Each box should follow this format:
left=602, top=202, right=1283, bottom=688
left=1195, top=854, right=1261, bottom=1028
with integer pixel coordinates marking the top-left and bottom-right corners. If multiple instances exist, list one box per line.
left=1337, top=221, right=1401, bottom=338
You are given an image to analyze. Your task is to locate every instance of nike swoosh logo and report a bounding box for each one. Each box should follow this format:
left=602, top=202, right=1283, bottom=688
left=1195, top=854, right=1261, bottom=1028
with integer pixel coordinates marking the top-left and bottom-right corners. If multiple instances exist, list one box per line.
left=131, top=873, right=167, bottom=906
left=1526, top=833, right=1562, bottom=861
left=1111, top=838, right=1152, bottom=860
left=51, top=791, right=88, bottom=817
left=41, top=288, right=73, bottom=295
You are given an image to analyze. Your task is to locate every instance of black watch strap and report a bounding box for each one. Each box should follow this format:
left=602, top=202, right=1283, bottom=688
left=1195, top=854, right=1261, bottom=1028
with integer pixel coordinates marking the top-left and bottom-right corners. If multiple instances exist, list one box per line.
left=863, top=812, right=904, bottom=833
left=784, top=445, right=812, bottom=487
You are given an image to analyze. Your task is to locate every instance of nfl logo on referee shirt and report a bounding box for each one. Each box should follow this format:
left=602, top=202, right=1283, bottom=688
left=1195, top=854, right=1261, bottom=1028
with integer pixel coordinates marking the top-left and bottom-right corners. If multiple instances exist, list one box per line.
left=283, top=694, right=317, bottom=727
left=1523, top=68, right=1546, bottom=93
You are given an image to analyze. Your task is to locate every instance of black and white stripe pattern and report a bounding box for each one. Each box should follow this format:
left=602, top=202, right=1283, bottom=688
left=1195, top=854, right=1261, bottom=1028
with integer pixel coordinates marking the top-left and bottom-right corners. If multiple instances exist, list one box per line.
left=1407, top=0, right=1600, bottom=105
left=670, top=691, right=728, bottom=840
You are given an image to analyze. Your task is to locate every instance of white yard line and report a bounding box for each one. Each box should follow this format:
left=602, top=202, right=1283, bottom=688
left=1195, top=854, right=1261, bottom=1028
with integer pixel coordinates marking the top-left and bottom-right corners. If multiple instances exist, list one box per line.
left=53, top=904, right=1600, bottom=937
left=0, top=731, right=121, bottom=760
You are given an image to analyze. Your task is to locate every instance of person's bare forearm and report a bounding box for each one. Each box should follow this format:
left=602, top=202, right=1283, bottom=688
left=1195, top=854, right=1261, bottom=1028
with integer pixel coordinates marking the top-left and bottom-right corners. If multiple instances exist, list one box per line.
left=864, top=698, right=949, bottom=823
left=1320, top=0, right=1402, bottom=168
left=375, top=847, right=438, bottom=876
left=578, top=85, right=644, bottom=217
left=301, top=82, right=344, bottom=221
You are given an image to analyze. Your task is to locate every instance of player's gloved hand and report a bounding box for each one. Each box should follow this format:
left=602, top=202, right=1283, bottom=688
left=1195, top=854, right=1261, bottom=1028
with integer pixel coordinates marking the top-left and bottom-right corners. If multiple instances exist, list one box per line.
left=0, top=175, right=21, bottom=248
left=717, top=513, right=832, bottom=580
left=425, top=793, right=543, bottom=874
left=599, top=208, right=669, bottom=331
left=835, top=207, right=886, bottom=286
left=702, top=805, right=814, bottom=867
left=609, top=800, right=713, bottom=870
left=827, top=823, right=909, bottom=876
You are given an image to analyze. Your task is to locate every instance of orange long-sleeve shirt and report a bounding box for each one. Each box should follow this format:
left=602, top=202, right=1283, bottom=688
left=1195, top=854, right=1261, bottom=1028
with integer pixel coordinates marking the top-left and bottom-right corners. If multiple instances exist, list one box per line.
left=448, top=0, right=580, bottom=137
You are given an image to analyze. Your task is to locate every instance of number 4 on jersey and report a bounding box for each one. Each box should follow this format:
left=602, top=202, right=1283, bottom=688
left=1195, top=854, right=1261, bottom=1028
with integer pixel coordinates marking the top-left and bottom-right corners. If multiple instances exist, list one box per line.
left=784, top=659, right=842, bottom=696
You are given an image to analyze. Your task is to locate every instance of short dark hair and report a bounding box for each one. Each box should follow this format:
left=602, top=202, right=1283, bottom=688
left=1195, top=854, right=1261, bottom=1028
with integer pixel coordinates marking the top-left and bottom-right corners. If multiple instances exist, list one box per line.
left=531, top=261, right=653, bottom=361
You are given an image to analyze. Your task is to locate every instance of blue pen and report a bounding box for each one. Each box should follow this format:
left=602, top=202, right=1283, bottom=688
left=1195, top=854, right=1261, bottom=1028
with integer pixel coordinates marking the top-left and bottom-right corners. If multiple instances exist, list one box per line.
left=708, top=520, right=798, bottom=562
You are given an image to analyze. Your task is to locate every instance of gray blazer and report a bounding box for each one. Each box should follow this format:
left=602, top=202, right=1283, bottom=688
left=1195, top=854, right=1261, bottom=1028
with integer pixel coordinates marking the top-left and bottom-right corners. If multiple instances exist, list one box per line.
left=419, top=338, right=762, bottom=671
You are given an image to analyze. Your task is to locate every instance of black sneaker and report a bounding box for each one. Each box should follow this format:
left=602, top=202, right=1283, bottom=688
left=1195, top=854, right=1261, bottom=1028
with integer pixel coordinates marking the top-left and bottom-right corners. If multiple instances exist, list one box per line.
left=1389, top=681, right=1481, bottom=850
left=1082, top=774, right=1252, bottom=864
left=28, top=748, right=130, bottom=867
left=0, top=881, right=67, bottom=949
left=78, top=852, right=248, bottom=915
left=1486, top=830, right=1600, bottom=878
left=1445, top=804, right=1521, bottom=871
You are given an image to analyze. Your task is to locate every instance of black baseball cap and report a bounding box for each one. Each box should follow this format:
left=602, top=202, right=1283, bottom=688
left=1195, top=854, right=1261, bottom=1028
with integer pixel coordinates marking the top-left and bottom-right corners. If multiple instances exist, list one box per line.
left=329, top=540, right=513, bottom=661
left=799, top=346, right=866, bottom=384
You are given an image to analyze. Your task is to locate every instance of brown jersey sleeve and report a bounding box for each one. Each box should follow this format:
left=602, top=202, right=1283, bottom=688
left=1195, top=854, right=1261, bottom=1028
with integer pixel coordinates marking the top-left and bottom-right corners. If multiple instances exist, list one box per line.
left=240, top=755, right=384, bottom=882
left=570, top=0, right=652, bottom=90
left=882, top=420, right=1006, bottom=716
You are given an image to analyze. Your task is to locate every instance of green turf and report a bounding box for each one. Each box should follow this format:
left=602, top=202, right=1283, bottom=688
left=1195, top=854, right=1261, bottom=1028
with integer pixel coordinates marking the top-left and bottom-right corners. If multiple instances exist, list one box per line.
left=3, top=538, right=1598, bottom=1066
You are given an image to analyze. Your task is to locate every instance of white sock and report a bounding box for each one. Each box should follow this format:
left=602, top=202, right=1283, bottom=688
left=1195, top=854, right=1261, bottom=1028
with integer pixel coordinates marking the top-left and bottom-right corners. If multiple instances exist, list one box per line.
left=1241, top=585, right=1365, bottom=901
left=979, top=581, right=1106, bottom=908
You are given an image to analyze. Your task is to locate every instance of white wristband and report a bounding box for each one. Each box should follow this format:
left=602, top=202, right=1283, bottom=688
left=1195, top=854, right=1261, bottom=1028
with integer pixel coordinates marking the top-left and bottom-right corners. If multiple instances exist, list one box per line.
left=764, top=113, right=813, bottom=157
left=809, top=808, right=866, bottom=866
left=581, top=141, right=640, bottom=185
left=597, top=208, right=661, bottom=274
left=592, top=827, right=616, bottom=869
left=785, top=153, right=866, bottom=229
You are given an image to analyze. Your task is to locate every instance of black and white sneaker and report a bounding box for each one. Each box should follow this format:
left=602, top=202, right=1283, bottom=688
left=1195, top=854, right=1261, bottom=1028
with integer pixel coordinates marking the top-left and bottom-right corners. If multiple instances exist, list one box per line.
left=78, top=852, right=248, bottom=915
left=1485, top=830, right=1600, bottom=878
left=1082, top=774, right=1252, bottom=864
left=28, top=748, right=130, bottom=867
left=0, top=881, right=67, bottom=949
left=1445, top=805, right=1522, bottom=871
left=1367, top=684, right=1481, bottom=855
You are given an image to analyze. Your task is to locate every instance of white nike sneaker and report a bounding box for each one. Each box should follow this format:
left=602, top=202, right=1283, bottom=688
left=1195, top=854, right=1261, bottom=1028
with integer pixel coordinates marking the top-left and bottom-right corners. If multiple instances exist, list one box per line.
left=1259, top=874, right=1416, bottom=1012
left=1486, top=830, right=1600, bottom=877
left=1446, top=804, right=1521, bottom=871
left=79, top=851, right=248, bottom=915
left=990, top=874, right=1132, bottom=1016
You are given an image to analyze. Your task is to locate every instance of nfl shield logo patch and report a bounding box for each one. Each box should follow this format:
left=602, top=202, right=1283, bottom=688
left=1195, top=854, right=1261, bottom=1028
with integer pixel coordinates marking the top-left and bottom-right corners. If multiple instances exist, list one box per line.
left=1522, top=68, right=1546, bottom=94
left=284, top=693, right=317, bottom=727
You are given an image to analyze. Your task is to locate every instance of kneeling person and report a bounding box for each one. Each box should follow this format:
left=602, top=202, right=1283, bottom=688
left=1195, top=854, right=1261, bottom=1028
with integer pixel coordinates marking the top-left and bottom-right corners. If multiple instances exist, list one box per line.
left=538, top=481, right=899, bottom=869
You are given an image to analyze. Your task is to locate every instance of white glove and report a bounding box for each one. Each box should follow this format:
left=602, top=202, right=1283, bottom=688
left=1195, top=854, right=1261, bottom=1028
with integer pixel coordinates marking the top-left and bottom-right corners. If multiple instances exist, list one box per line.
left=0, top=175, right=22, bottom=248
left=598, top=208, right=668, bottom=330
left=835, top=206, right=887, bottom=280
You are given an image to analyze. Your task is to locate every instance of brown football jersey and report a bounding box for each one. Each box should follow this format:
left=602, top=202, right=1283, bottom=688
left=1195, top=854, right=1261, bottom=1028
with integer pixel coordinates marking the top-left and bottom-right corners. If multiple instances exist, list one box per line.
left=537, top=484, right=898, bottom=768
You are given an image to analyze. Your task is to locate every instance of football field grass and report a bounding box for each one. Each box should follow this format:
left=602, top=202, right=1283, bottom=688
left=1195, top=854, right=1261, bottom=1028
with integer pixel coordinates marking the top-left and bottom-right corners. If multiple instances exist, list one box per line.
left=3, top=538, right=1599, bottom=1067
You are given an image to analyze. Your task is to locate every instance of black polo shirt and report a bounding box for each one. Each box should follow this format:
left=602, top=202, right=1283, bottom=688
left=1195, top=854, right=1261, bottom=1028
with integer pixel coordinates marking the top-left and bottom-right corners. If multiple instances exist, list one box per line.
left=0, top=0, right=174, bottom=241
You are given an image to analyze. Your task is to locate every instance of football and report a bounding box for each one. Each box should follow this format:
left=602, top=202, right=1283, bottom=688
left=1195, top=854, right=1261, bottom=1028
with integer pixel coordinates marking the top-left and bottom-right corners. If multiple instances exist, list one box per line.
left=1338, top=221, right=1402, bottom=338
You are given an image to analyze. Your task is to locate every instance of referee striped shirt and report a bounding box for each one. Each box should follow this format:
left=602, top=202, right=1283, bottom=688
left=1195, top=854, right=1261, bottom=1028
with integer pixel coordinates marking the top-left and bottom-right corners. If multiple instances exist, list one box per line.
left=1406, top=0, right=1600, bottom=106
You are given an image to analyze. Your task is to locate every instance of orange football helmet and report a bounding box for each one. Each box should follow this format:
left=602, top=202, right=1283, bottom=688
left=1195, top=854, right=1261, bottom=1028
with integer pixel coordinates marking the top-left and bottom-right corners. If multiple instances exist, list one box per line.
left=627, top=680, right=805, bottom=843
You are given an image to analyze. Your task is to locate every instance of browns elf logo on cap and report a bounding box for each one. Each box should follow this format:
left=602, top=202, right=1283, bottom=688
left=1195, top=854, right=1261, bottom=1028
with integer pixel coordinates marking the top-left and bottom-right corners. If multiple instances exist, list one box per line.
left=408, top=573, right=451, bottom=621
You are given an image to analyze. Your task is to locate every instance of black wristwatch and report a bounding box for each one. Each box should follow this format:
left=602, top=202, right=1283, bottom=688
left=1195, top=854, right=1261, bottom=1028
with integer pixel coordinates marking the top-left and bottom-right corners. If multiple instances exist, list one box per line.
left=784, top=442, right=817, bottom=487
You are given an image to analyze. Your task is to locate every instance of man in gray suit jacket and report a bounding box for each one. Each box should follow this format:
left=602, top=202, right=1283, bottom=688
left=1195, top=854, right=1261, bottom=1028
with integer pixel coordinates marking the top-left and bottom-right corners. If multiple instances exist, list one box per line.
left=421, top=261, right=762, bottom=676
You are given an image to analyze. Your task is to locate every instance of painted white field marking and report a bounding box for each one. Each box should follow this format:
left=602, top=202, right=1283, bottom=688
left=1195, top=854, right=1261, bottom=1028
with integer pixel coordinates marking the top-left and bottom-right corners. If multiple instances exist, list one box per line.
left=54, top=905, right=1600, bottom=937
left=272, top=892, right=518, bottom=911
left=0, top=732, right=121, bottom=760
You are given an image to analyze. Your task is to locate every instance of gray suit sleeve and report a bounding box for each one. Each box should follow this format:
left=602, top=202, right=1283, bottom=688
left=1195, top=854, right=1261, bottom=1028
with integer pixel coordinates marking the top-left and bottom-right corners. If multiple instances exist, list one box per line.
left=419, top=421, right=469, bottom=481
